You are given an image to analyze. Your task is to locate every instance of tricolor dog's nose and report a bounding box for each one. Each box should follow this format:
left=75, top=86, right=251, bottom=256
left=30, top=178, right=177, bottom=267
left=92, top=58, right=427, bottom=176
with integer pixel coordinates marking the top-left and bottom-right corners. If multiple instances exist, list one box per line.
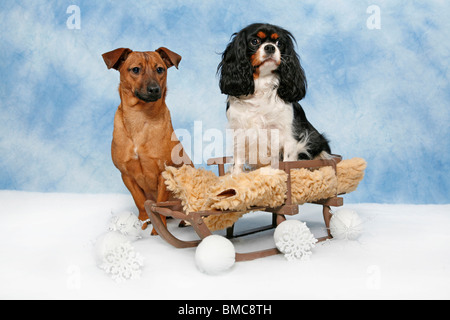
left=264, top=44, right=276, bottom=54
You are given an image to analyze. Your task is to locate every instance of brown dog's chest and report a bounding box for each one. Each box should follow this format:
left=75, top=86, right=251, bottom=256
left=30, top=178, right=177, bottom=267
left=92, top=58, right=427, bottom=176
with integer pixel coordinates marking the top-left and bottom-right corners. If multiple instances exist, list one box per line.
left=112, top=107, right=177, bottom=193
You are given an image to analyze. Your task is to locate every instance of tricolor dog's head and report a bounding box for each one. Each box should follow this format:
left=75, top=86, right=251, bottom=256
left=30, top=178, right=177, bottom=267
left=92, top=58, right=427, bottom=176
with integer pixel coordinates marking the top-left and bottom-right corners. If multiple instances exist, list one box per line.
left=217, top=23, right=307, bottom=103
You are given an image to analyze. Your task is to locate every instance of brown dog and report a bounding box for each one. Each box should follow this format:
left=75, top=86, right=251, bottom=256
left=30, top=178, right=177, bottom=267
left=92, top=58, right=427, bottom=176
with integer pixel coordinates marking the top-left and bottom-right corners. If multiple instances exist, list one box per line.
left=102, top=47, right=190, bottom=234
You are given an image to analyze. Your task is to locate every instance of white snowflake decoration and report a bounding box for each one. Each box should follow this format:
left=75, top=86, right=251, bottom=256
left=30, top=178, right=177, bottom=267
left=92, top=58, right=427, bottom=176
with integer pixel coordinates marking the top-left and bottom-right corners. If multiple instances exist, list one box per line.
left=274, top=220, right=318, bottom=261
left=99, top=241, right=144, bottom=282
left=95, top=231, right=144, bottom=282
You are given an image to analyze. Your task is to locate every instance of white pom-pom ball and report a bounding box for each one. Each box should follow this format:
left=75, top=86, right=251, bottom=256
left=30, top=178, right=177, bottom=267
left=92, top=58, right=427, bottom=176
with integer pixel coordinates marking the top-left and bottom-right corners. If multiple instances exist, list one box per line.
left=108, top=212, right=142, bottom=241
left=330, top=209, right=363, bottom=240
left=95, top=231, right=130, bottom=264
left=274, top=220, right=317, bottom=261
left=195, top=235, right=235, bottom=275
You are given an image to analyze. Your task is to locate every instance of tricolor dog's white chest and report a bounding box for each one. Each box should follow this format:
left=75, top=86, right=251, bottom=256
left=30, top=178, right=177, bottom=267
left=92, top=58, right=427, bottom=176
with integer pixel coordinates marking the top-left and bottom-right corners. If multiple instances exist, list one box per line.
left=227, top=75, right=293, bottom=136
left=226, top=73, right=307, bottom=168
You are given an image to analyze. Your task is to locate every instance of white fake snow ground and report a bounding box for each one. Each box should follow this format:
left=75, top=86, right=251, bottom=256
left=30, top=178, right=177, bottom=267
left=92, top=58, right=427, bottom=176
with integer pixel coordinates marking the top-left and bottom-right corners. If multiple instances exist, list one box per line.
left=0, top=190, right=449, bottom=300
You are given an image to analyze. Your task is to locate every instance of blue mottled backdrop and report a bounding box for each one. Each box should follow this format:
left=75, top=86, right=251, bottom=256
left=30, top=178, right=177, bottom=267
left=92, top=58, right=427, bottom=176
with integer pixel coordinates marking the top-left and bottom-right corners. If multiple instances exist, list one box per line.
left=1, top=0, right=449, bottom=204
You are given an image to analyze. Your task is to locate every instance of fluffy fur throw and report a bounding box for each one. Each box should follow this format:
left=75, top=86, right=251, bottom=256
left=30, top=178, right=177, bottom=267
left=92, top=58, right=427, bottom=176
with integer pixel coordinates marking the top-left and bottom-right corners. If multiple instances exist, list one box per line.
left=163, top=158, right=366, bottom=231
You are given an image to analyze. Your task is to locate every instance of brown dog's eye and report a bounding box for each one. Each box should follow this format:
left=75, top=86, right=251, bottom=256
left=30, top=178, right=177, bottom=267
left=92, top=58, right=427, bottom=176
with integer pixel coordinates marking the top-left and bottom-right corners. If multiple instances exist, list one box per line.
left=131, top=67, right=140, bottom=74
left=156, top=67, right=165, bottom=74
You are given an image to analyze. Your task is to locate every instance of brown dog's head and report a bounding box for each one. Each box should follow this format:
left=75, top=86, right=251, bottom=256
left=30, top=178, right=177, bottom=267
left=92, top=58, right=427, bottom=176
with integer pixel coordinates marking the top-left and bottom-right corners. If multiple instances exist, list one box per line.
left=102, top=47, right=181, bottom=103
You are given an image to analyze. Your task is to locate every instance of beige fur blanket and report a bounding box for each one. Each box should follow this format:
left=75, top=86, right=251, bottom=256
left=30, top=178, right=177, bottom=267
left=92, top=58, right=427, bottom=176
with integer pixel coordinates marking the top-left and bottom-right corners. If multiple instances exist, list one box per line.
left=163, top=158, right=366, bottom=231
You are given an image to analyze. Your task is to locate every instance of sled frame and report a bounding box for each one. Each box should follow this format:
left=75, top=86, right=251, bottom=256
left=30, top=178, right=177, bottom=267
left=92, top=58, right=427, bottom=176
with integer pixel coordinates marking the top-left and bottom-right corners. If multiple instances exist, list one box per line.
left=144, top=155, right=344, bottom=262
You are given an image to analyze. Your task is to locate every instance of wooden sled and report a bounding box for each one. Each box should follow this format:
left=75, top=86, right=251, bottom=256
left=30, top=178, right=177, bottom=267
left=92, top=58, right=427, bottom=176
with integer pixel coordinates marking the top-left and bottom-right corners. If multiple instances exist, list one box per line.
left=144, top=155, right=344, bottom=262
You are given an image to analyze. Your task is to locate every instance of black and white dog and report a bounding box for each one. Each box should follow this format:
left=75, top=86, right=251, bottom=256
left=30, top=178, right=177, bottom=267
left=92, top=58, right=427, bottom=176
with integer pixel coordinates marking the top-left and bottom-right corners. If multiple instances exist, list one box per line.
left=218, top=23, right=331, bottom=172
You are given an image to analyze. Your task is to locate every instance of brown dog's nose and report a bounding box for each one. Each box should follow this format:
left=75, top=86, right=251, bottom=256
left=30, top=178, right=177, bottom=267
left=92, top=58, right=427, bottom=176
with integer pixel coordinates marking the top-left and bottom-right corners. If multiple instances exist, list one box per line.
left=147, top=84, right=161, bottom=96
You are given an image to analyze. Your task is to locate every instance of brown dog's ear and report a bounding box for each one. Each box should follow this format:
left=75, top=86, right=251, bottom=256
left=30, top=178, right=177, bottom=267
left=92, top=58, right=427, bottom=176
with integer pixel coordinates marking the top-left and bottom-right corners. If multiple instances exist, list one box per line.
left=102, top=48, right=133, bottom=70
left=156, top=47, right=182, bottom=69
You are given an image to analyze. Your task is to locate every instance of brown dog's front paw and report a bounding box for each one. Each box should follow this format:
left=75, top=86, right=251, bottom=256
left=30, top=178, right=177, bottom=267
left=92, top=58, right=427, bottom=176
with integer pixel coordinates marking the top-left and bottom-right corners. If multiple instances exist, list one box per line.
left=150, top=227, right=159, bottom=236
left=141, top=221, right=149, bottom=230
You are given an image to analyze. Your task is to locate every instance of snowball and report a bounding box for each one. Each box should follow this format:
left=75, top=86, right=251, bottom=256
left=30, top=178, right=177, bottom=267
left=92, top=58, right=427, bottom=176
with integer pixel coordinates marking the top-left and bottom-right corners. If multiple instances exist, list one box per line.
left=274, top=220, right=317, bottom=261
left=195, top=235, right=235, bottom=275
left=329, top=209, right=363, bottom=240
left=95, top=231, right=144, bottom=282
left=108, top=211, right=143, bottom=241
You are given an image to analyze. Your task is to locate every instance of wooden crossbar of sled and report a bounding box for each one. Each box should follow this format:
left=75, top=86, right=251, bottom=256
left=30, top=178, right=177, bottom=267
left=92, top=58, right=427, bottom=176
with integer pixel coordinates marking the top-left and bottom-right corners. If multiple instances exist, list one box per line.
left=144, top=155, right=344, bottom=262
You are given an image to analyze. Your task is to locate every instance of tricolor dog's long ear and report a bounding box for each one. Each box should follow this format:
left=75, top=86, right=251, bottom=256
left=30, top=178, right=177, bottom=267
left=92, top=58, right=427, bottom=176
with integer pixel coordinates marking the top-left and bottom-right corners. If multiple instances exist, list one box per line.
left=217, top=31, right=255, bottom=97
left=156, top=47, right=182, bottom=69
left=102, top=48, right=133, bottom=70
left=274, top=30, right=307, bottom=103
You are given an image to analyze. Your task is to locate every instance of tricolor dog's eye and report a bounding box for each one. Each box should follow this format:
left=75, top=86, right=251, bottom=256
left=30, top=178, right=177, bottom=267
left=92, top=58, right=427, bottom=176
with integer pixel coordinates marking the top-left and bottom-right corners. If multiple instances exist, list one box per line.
left=156, top=67, right=165, bottom=74
left=131, top=67, right=140, bottom=74
left=250, top=38, right=261, bottom=46
left=275, top=40, right=284, bottom=48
